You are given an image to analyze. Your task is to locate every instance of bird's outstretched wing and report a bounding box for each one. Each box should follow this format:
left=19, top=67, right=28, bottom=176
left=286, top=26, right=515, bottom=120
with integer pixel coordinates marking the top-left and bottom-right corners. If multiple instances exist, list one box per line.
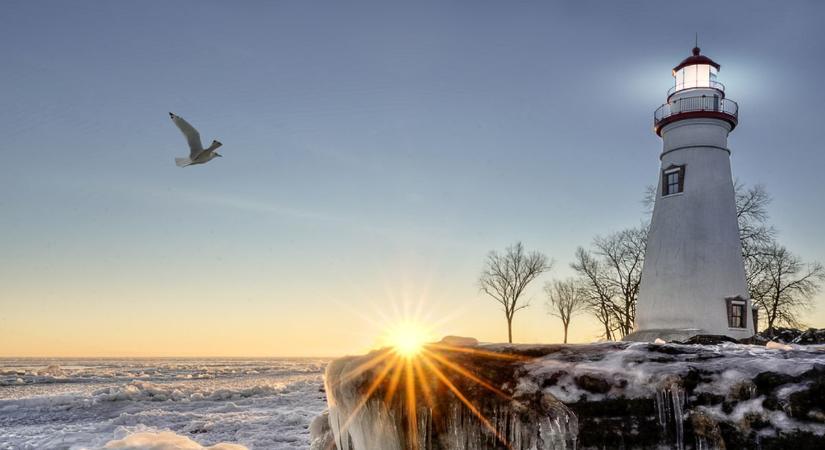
left=169, top=112, right=204, bottom=158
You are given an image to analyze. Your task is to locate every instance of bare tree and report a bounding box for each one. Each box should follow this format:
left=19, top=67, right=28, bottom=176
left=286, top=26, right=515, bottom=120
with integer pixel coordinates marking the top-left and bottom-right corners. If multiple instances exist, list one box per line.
left=594, top=227, right=647, bottom=337
left=545, top=278, right=587, bottom=343
left=734, top=183, right=778, bottom=296
left=571, top=247, right=616, bottom=340
left=735, top=182, right=775, bottom=250
left=479, top=242, right=552, bottom=343
left=642, top=184, right=657, bottom=215
left=749, top=244, right=825, bottom=332
left=571, top=226, right=647, bottom=340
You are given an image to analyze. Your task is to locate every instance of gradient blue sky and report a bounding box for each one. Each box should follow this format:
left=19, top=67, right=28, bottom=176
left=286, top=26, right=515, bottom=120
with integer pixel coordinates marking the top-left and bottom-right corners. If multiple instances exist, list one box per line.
left=1, top=1, right=824, bottom=356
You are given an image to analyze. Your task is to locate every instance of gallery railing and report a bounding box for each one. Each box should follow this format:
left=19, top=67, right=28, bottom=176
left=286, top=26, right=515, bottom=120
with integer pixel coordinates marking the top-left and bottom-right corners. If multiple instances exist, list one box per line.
left=654, top=95, right=738, bottom=130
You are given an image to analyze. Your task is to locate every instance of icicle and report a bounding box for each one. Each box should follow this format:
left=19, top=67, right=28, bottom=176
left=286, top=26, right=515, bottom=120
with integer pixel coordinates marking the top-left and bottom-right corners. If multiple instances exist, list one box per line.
left=654, top=386, right=686, bottom=450
left=671, top=388, right=686, bottom=450
left=656, top=389, right=668, bottom=428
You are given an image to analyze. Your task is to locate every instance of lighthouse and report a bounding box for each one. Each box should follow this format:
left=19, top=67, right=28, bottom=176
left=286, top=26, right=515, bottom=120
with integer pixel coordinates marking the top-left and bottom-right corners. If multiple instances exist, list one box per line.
left=627, top=46, right=755, bottom=341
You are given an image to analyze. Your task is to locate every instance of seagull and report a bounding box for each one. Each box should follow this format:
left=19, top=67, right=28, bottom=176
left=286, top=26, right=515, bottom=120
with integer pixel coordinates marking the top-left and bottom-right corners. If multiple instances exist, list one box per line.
left=169, top=112, right=223, bottom=167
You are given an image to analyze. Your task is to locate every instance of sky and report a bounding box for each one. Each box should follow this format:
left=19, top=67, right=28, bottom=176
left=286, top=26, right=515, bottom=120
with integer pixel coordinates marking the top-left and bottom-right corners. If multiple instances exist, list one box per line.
left=1, top=0, right=824, bottom=357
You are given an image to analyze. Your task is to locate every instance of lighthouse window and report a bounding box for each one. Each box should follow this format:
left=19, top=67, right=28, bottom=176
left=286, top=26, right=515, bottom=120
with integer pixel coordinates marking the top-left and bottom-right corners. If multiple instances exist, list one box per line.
left=666, top=172, right=680, bottom=194
left=726, top=297, right=747, bottom=329
left=662, top=165, right=685, bottom=196
left=729, top=304, right=745, bottom=328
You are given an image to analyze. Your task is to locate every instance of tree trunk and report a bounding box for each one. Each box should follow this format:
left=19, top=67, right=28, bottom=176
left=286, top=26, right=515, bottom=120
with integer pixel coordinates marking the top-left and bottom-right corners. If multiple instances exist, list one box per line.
left=603, top=317, right=612, bottom=341
left=507, top=317, right=513, bottom=344
left=563, top=323, right=569, bottom=344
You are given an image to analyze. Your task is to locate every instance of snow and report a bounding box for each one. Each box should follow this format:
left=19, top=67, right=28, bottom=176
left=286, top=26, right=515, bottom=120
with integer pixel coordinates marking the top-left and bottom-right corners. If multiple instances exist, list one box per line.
left=103, top=430, right=247, bottom=450
left=521, top=341, right=825, bottom=445
left=524, top=342, right=825, bottom=401
left=698, top=399, right=825, bottom=436
left=0, top=358, right=328, bottom=450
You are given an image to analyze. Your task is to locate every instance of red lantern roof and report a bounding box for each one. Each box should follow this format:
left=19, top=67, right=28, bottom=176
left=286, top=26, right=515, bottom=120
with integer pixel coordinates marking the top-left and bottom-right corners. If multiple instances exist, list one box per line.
left=672, top=47, right=720, bottom=74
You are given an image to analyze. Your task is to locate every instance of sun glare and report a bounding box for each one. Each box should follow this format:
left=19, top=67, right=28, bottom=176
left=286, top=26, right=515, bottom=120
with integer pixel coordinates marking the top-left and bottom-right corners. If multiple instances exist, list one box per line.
left=386, top=322, right=431, bottom=357
left=339, top=314, right=526, bottom=449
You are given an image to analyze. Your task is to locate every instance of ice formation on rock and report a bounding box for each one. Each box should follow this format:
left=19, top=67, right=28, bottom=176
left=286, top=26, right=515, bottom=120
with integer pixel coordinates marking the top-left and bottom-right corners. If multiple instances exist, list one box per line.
left=325, top=346, right=578, bottom=450
left=321, top=341, right=825, bottom=449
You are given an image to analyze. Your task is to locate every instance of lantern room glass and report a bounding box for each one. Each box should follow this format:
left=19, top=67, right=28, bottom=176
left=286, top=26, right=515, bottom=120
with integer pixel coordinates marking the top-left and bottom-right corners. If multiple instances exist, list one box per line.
left=673, top=64, right=718, bottom=93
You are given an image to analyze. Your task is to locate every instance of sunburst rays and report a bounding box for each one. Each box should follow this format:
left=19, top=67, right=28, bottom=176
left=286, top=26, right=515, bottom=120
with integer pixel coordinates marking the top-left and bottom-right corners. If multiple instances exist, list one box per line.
left=323, top=289, right=526, bottom=449
left=329, top=340, right=523, bottom=450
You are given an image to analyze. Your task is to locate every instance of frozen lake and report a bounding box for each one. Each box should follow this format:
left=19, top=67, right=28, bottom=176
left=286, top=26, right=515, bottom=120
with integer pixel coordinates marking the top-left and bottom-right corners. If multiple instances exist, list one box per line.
left=0, top=358, right=329, bottom=449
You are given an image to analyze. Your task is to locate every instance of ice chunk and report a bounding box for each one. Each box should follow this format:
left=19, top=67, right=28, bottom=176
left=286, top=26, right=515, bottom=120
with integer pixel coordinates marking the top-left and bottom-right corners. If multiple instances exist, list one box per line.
left=103, top=431, right=247, bottom=450
left=766, top=340, right=793, bottom=350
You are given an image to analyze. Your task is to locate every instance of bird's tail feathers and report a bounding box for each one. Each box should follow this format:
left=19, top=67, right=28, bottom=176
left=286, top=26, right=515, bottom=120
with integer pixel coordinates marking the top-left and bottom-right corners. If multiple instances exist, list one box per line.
left=175, top=157, right=192, bottom=167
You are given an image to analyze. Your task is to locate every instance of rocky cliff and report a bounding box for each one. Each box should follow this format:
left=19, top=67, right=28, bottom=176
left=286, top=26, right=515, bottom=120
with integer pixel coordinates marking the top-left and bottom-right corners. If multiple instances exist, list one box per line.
left=315, top=341, right=825, bottom=450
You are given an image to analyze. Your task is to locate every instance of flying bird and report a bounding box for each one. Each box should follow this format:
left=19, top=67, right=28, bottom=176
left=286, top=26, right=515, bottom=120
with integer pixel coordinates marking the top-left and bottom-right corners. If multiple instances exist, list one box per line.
left=169, top=112, right=223, bottom=167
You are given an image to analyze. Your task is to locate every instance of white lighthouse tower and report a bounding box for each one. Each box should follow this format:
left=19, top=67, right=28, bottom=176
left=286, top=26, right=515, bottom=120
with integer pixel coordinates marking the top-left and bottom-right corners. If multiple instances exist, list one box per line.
left=628, top=46, right=755, bottom=341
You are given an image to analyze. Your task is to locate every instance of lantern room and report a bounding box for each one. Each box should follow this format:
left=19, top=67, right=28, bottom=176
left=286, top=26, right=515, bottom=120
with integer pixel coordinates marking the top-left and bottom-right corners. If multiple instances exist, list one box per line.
left=654, top=46, right=738, bottom=136
left=668, top=47, right=723, bottom=98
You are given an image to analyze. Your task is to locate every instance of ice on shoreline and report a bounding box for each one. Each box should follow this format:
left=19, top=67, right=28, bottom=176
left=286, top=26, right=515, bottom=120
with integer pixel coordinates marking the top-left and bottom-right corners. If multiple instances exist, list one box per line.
left=0, top=358, right=329, bottom=450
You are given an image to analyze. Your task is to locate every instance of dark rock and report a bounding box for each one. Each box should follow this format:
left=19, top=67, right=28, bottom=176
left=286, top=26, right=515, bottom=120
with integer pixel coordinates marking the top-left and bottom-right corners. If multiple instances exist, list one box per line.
left=717, top=421, right=749, bottom=449
left=323, top=342, right=825, bottom=450
left=729, top=380, right=757, bottom=401
left=680, top=334, right=739, bottom=345
left=761, top=327, right=804, bottom=343
left=540, top=370, right=566, bottom=388
left=575, top=374, right=611, bottom=394
left=738, top=334, right=769, bottom=345
left=571, top=398, right=661, bottom=449
left=794, top=328, right=825, bottom=345
left=753, top=371, right=796, bottom=395
left=647, top=344, right=692, bottom=355
left=743, top=411, right=770, bottom=430
left=682, top=368, right=702, bottom=393
left=795, top=364, right=825, bottom=385
left=694, top=392, right=725, bottom=406
left=758, top=431, right=825, bottom=450
left=763, top=396, right=782, bottom=411
left=787, top=376, right=825, bottom=421
left=744, top=327, right=825, bottom=345
left=690, top=411, right=727, bottom=450
left=682, top=367, right=715, bottom=393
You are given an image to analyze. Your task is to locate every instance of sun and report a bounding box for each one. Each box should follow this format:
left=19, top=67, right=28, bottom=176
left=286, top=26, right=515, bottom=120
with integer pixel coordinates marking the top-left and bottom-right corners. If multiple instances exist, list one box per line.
left=385, top=321, right=432, bottom=358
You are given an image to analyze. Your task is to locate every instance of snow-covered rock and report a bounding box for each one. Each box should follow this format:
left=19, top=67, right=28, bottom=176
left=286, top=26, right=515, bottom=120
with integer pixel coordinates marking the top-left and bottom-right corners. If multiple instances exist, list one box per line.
left=321, top=341, right=825, bottom=449
left=309, top=409, right=336, bottom=450
left=750, top=327, right=825, bottom=345
left=438, top=336, right=479, bottom=347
